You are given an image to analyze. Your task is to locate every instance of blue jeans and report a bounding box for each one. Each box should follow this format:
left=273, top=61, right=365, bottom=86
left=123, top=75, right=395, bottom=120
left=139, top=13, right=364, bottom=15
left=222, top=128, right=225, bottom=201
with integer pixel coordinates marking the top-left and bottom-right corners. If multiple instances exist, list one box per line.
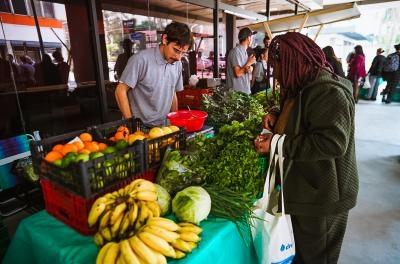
left=367, top=75, right=382, bottom=99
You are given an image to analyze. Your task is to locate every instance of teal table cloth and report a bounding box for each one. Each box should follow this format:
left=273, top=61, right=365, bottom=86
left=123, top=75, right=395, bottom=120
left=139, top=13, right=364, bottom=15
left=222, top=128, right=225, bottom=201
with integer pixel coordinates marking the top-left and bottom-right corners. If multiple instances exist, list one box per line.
left=3, top=211, right=257, bottom=264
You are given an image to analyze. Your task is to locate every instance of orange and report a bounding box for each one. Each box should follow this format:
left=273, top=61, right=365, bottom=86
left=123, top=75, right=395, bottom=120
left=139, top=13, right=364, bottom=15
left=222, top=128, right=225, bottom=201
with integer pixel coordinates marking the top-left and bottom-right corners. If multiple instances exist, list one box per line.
left=133, top=130, right=145, bottom=136
left=79, top=149, right=91, bottom=155
left=117, top=126, right=130, bottom=135
left=73, top=141, right=85, bottom=150
left=98, top=142, right=107, bottom=151
left=84, top=142, right=99, bottom=152
left=79, top=132, right=93, bottom=142
left=61, top=144, right=78, bottom=156
left=45, top=151, right=63, bottom=163
left=109, top=137, right=116, bottom=142
left=149, top=127, right=164, bottom=139
left=114, top=131, right=126, bottom=141
left=52, top=144, right=63, bottom=152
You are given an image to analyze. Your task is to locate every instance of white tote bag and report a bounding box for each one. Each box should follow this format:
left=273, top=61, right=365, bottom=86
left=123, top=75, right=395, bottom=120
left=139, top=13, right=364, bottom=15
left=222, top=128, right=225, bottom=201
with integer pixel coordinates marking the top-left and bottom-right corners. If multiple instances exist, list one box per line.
left=252, top=134, right=295, bottom=264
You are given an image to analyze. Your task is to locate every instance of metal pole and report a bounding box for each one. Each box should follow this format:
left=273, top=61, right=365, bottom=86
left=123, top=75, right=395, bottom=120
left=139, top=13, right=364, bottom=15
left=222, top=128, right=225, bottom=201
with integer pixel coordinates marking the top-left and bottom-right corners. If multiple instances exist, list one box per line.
left=295, top=3, right=298, bottom=15
left=29, top=0, right=45, bottom=59
left=213, top=0, right=219, bottom=78
left=87, top=0, right=108, bottom=122
left=0, top=18, right=26, bottom=134
left=266, top=0, right=270, bottom=21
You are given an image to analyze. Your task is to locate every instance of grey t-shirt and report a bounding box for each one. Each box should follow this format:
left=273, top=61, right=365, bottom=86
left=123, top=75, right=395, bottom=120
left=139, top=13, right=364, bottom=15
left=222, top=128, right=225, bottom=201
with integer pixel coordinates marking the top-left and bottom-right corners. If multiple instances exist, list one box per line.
left=226, top=44, right=250, bottom=94
left=120, top=46, right=183, bottom=126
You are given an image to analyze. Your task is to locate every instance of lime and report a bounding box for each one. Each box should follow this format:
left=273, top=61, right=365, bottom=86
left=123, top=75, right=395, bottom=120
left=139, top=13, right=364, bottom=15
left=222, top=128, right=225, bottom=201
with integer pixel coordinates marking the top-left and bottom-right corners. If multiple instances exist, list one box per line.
left=103, top=146, right=117, bottom=154
left=115, top=139, right=129, bottom=150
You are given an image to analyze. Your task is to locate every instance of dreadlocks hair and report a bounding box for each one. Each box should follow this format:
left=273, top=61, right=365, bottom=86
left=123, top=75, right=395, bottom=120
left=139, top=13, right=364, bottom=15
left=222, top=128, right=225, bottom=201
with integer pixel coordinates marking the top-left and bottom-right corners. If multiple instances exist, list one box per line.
left=267, top=32, right=335, bottom=100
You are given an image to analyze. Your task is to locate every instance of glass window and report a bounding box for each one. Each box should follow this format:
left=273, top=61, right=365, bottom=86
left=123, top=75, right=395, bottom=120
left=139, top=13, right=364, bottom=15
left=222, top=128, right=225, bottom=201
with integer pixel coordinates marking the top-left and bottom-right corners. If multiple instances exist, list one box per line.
left=42, top=1, right=54, bottom=18
left=12, top=0, right=28, bottom=15
left=0, top=0, right=11, bottom=13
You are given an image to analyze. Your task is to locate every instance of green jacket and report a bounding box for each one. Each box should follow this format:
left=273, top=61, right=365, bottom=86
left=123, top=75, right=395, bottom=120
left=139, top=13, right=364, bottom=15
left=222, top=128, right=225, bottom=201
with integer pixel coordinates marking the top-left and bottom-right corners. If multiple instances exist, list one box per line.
left=282, top=70, right=359, bottom=216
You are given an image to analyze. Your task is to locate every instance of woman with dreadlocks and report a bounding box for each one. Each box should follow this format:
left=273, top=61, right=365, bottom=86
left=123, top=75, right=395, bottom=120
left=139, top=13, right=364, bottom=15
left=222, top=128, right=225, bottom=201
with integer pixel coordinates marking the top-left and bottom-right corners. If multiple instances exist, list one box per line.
left=254, top=32, right=358, bottom=264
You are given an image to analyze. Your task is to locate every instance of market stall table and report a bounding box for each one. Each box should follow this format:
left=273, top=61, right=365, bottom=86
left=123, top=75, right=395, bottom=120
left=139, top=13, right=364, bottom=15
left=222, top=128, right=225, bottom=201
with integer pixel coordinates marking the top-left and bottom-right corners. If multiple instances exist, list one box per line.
left=3, top=210, right=257, bottom=264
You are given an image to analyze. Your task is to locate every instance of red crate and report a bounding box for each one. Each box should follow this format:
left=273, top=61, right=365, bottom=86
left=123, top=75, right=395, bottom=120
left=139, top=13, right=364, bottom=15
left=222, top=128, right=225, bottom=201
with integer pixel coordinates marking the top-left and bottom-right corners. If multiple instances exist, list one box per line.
left=41, top=170, right=157, bottom=235
left=177, top=88, right=212, bottom=109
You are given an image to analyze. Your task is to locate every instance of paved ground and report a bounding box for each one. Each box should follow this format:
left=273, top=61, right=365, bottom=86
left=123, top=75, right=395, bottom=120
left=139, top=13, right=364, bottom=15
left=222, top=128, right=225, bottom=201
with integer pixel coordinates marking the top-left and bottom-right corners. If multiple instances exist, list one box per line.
left=339, top=96, right=400, bottom=263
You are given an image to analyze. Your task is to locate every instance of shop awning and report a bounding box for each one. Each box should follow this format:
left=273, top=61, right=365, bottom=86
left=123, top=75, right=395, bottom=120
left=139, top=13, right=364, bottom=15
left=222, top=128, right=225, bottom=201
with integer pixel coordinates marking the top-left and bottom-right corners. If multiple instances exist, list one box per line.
left=240, top=2, right=361, bottom=38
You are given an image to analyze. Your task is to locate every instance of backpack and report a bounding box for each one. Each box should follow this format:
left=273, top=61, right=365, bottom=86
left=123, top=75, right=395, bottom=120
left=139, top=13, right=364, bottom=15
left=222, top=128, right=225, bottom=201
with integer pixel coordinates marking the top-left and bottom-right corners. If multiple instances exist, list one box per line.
left=383, top=53, right=400, bottom=72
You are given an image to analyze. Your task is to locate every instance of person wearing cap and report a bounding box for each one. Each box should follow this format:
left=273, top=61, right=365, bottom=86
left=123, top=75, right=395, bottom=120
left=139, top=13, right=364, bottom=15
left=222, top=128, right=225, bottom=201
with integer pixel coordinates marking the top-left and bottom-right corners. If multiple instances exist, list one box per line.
left=226, top=27, right=257, bottom=94
left=115, top=22, right=193, bottom=126
left=367, top=48, right=386, bottom=101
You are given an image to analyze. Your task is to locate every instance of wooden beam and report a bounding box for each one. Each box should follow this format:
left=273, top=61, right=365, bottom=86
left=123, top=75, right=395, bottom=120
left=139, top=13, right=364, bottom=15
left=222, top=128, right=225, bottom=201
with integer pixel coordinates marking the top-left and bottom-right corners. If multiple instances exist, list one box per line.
left=298, top=13, right=309, bottom=32
left=313, top=24, right=324, bottom=41
left=263, top=22, right=273, bottom=40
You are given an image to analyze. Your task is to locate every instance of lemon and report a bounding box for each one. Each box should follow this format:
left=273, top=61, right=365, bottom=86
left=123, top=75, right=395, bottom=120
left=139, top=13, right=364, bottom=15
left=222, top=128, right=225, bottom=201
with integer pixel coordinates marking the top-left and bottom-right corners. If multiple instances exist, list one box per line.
left=169, top=125, right=180, bottom=132
left=161, top=127, right=173, bottom=135
left=128, top=134, right=145, bottom=145
left=149, top=127, right=164, bottom=139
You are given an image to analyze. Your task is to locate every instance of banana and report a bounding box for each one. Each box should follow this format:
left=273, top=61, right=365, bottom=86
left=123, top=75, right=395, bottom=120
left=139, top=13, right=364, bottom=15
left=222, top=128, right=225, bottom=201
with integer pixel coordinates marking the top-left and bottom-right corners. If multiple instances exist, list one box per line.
left=173, top=249, right=186, bottom=259
left=88, top=199, right=107, bottom=227
left=120, top=239, right=141, bottom=264
left=110, top=202, right=127, bottom=225
left=178, top=224, right=202, bottom=235
left=171, top=239, right=193, bottom=253
left=142, top=225, right=180, bottom=243
left=118, top=188, right=126, bottom=197
left=147, top=217, right=179, bottom=232
left=129, top=236, right=158, bottom=264
left=179, top=232, right=201, bottom=242
left=187, top=241, right=198, bottom=251
left=133, top=191, right=157, bottom=201
left=96, top=242, right=114, bottom=264
left=145, top=201, right=161, bottom=218
left=119, top=212, right=130, bottom=237
left=100, top=227, right=112, bottom=242
left=111, top=213, right=124, bottom=238
left=104, top=192, right=117, bottom=201
left=137, top=202, right=149, bottom=223
left=116, top=256, right=125, bottom=264
left=99, top=210, right=112, bottom=229
left=138, top=231, right=176, bottom=258
left=153, top=250, right=167, bottom=264
left=103, top=242, right=120, bottom=264
left=130, top=179, right=156, bottom=193
left=94, top=232, right=105, bottom=246
left=128, top=203, right=139, bottom=225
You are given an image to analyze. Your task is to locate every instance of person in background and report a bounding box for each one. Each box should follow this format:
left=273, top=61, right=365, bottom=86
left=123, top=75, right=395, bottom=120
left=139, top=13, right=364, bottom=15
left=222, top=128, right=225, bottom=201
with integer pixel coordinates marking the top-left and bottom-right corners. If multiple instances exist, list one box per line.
left=263, top=35, right=271, bottom=49
left=254, top=32, right=358, bottom=264
left=348, top=45, right=367, bottom=103
left=367, top=48, right=386, bottom=101
left=6, top=54, right=19, bottom=80
left=322, top=46, right=345, bottom=78
left=34, top=54, right=61, bottom=86
left=18, top=55, right=35, bottom=87
left=52, top=50, right=70, bottom=84
left=115, top=22, right=193, bottom=126
left=226, top=27, right=257, bottom=94
left=251, top=48, right=269, bottom=94
left=382, top=44, right=400, bottom=104
left=114, top=39, right=133, bottom=80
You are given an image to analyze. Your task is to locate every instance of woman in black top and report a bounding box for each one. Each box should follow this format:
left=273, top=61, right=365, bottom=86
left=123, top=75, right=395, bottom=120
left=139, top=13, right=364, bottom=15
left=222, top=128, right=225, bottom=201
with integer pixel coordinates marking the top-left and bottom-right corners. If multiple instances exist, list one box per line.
left=322, top=46, right=345, bottom=78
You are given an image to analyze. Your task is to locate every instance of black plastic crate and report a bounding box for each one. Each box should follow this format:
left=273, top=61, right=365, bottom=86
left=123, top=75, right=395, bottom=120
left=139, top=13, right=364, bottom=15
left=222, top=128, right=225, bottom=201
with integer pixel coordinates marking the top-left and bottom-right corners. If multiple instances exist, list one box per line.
left=30, top=129, right=145, bottom=198
left=92, top=118, right=186, bottom=170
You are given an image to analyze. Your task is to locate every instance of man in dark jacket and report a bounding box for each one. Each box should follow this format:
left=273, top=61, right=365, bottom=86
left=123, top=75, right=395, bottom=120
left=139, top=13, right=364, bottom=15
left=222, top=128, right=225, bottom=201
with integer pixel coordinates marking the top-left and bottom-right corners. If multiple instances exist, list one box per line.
left=255, top=32, right=358, bottom=264
left=367, top=48, right=386, bottom=100
left=382, top=44, right=400, bottom=104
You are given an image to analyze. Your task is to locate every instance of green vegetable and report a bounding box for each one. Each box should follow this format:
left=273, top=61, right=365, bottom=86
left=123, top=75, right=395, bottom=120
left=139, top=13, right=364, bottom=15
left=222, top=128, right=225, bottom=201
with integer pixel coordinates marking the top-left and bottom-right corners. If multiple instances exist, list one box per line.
left=252, top=90, right=280, bottom=113
left=155, top=184, right=171, bottom=216
left=202, top=85, right=265, bottom=131
left=172, top=186, right=211, bottom=225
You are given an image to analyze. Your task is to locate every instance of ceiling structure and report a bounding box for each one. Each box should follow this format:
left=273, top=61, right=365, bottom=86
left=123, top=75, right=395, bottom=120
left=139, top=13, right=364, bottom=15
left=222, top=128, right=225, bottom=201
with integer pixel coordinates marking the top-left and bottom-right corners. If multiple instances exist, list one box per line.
left=100, top=0, right=400, bottom=25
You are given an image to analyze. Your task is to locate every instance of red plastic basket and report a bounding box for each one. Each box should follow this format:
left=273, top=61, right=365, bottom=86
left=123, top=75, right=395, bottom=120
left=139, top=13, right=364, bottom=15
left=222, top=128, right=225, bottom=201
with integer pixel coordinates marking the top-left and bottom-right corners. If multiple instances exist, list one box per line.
left=177, top=88, right=212, bottom=109
left=41, top=170, right=156, bottom=235
left=167, top=110, right=208, bottom=132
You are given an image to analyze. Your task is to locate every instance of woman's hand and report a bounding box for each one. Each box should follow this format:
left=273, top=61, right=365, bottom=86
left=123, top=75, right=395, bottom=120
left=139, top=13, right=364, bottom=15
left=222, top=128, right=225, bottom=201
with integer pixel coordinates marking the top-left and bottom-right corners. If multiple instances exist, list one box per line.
left=254, top=134, right=273, bottom=154
left=262, top=113, right=277, bottom=131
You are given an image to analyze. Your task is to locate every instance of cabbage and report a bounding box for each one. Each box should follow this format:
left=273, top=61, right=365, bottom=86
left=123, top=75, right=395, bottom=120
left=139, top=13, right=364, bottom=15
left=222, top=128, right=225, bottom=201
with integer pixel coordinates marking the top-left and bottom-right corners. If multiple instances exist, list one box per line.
left=155, top=184, right=171, bottom=216
left=172, top=186, right=211, bottom=224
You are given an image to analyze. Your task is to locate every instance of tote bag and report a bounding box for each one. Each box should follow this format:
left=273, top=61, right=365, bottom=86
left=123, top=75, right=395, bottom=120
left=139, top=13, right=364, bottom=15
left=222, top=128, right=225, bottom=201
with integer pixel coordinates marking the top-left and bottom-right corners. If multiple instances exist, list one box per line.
left=251, top=134, right=295, bottom=264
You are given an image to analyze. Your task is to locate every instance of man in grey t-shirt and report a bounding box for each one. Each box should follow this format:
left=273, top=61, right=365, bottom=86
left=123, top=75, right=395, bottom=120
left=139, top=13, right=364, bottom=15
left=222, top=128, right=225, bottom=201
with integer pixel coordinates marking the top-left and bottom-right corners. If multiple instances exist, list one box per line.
left=115, top=22, right=193, bottom=126
left=226, top=27, right=257, bottom=94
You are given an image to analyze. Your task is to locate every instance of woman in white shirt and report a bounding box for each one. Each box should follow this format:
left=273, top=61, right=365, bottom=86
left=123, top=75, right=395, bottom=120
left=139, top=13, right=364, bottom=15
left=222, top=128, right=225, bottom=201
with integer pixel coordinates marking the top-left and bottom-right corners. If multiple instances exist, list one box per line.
left=251, top=48, right=269, bottom=94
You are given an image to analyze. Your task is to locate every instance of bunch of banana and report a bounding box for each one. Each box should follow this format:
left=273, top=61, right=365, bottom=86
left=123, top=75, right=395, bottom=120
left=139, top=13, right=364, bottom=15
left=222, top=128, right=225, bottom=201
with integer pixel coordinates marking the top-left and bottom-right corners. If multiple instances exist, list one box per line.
left=88, top=179, right=160, bottom=245
left=96, top=218, right=203, bottom=264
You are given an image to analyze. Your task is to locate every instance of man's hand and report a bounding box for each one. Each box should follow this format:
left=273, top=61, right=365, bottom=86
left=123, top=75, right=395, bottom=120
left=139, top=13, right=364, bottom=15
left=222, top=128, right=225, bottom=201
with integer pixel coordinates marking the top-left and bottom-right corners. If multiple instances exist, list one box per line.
left=247, top=54, right=256, bottom=66
left=262, top=113, right=278, bottom=131
left=254, top=133, right=273, bottom=154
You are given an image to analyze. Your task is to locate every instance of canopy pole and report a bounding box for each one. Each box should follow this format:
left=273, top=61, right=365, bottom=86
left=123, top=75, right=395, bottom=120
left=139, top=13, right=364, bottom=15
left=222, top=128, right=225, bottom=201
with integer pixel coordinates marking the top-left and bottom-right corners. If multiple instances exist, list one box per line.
left=314, top=24, right=324, bottom=41
left=298, top=13, right=309, bottom=32
left=263, top=22, right=273, bottom=40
